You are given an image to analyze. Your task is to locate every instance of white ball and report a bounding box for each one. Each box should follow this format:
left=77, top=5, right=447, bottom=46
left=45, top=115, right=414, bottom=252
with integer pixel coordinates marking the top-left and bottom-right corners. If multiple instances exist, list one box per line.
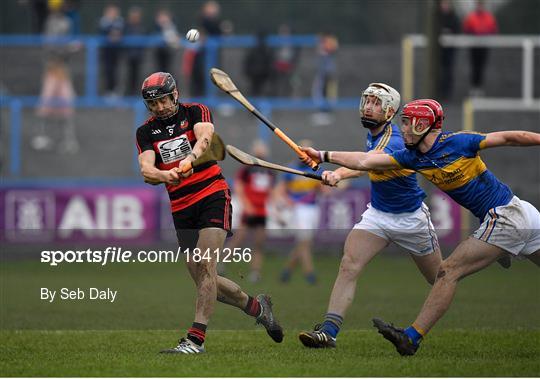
left=186, top=29, right=200, bottom=43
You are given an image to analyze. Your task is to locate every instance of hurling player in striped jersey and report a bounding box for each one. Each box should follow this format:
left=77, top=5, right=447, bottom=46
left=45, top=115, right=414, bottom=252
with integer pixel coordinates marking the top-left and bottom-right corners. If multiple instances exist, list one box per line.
left=298, top=84, right=442, bottom=349
left=300, top=98, right=540, bottom=356
left=136, top=72, right=283, bottom=354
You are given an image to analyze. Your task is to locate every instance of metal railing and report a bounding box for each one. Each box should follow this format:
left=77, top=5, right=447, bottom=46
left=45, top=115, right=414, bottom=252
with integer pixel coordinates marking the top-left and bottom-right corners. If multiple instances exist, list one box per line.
left=401, top=34, right=540, bottom=103
left=0, top=34, right=363, bottom=177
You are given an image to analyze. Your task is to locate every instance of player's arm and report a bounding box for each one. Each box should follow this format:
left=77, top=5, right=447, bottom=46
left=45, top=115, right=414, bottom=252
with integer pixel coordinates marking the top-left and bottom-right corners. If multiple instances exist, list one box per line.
left=329, top=151, right=399, bottom=171
left=321, top=150, right=385, bottom=185
left=191, top=122, right=214, bottom=159
left=322, top=167, right=365, bottom=186
left=177, top=121, right=214, bottom=176
left=481, top=131, right=540, bottom=149
left=138, top=150, right=180, bottom=185
left=300, top=147, right=399, bottom=171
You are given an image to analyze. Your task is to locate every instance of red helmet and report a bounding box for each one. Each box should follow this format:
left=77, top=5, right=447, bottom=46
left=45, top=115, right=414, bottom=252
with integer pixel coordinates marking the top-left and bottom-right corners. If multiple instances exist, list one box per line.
left=141, top=72, right=179, bottom=119
left=141, top=72, right=177, bottom=100
left=401, top=104, right=435, bottom=136
left=406, top=99, right=444, bottom=129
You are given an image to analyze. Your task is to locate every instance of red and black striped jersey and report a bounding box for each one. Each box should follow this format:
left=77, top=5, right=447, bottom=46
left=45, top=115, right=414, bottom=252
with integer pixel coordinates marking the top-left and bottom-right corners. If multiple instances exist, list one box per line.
left=136, top=102, right=229, bottom=213
left=237, top=166, right=275, bottom=216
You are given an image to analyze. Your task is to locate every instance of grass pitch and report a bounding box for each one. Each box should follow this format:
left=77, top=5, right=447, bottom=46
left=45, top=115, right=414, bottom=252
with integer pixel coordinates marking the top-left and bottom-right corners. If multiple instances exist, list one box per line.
left=1, top=253, right=539, bottom=376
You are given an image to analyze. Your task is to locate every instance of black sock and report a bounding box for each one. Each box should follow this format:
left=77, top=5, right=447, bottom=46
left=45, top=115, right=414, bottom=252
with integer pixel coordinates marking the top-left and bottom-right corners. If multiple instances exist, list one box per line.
left=187, top=322, right=207, bottom=346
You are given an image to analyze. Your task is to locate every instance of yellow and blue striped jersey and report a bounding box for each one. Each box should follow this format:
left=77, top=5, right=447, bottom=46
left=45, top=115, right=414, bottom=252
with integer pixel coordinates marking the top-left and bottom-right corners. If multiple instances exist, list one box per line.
left=391, top=131, right=513, bottom=220
left=283, top=162, right=323, bottom=204
left=367, top=123, right=426, bottom=213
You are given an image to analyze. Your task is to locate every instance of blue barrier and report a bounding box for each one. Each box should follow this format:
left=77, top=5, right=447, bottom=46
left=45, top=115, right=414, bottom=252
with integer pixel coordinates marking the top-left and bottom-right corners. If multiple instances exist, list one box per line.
left=0, top=34, right=318, bottom=101
left=1, top=96, right=360, bottom=177
left=0, top=34, right=358, bottom=178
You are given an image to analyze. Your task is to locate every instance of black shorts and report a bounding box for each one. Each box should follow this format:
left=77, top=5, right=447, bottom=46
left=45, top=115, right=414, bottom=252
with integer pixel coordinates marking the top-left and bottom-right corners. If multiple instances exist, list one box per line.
left=172, top=190, right=232, bottom=247
left=242, top=215, right=267, bottom=228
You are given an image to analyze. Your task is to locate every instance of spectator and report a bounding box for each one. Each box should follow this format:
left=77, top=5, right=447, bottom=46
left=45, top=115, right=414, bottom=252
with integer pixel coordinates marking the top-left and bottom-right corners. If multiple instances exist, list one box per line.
left=124, top=6, right=145, bottom=96
left=311, top=33, right=339, bottom=126
left=272, top=24, right=300, bottom=97
left=200, top=0, right=226, bottom=69
left=200, top=0, right=222, bottom=37
left=154, top=8, right=180, bottom=73
left=33, top=57, right=78, bottom=153
left=32, top=1, right=78, bottom=153
left=182, top=31, right=207, bottom=98
left=243, top=30, right=274, bottom=97
left=99, top=4, right=124, bottom=96
left=63, top=0, right=81, bottom=35
left=463, top=0, right=498, bottom=97
left=439, top=0, right=460, bottom=100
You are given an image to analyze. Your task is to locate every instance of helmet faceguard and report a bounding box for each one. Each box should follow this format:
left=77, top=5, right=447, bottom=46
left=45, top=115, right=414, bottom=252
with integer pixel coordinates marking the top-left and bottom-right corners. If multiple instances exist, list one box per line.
left=401, top=99, right=444, bottom=150
left=141, top=72, right=179, bottom=119
left=359, top=83, right=401, bottom=129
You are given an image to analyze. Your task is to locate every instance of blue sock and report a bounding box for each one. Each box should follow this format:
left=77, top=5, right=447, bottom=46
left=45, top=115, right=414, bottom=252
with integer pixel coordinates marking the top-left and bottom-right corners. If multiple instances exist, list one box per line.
left=404, top=326, right=423, bottom=346
left=320, top=313, right=343, bottom=339
left=305, top=272, right=317, bottom=285
left=280, top=269, right=291, bottom=282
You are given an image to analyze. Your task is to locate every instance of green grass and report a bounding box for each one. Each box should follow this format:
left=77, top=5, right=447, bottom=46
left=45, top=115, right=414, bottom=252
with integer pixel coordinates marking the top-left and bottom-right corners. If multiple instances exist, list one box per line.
left=2, top=329, right=539, bottom=377
left=1, top=254, right=539, bottom=376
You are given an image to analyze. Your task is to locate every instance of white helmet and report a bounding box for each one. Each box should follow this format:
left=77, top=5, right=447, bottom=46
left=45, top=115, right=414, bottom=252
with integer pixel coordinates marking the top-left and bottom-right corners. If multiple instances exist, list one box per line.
left=359, top=83, right=401, bottom=122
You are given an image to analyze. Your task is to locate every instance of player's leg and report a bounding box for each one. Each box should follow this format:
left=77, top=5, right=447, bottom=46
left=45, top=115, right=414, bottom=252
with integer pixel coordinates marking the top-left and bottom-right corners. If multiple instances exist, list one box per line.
left=188, top=227, right=226, bottom=325
left=410, top=247, right=443, bottom=285
left=296, top=204, right=319, bottom=284
left=184, top=252, right=254, bottom=316
left=299, top=229, right=388, bottom=348
left=520, top=199, right=540, bottom=267
left=280, top=244, right=299, bottom=282
left=161, top=227, right=225, bottom=354
left=249, top=224, right=267, bottom=282
left=297, top=237, right=316, bottom=284
left=186, top=258, right=248, bottom=308
left=212, top=272, right=284, bottom=343
left=373, top=237, right=505, bottom=356
left=218, top=222, right=248, bottom=276
left=414, top=238, right=504, bottom=332
left=411, top=199, right=539, bottom=341
left=390, top=202, right=442, bottom=284
left=281, top=203, right=309, bottom=282
left=327, top=229, right=388, bottom=315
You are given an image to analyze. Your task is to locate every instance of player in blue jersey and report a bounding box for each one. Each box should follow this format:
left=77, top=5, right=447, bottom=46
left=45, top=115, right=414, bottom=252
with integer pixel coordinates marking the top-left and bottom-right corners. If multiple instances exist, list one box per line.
left=277, top=140, right=325, bottom=285
left=300, top=98, right=540, bottom=355
left=298, top=84, right=442, bottom=349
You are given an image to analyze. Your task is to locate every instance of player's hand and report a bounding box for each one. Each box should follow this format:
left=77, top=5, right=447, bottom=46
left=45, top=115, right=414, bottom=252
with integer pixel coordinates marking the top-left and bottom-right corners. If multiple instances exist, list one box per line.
left=177, top=156, right=195, bottom=178
left=299, top=146, right=322, bottom=166
left=322, top=170, right=340, bottom=186
left=162, top=169, right=181, bottom=185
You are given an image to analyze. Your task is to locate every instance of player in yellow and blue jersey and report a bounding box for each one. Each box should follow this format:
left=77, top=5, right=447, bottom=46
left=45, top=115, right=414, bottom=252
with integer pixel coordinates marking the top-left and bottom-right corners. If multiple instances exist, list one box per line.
left=298, top=84, right=442, bottom=349
left=300, top=98, right=540, bottom=355
left=276, top=139, right=324, bottom=285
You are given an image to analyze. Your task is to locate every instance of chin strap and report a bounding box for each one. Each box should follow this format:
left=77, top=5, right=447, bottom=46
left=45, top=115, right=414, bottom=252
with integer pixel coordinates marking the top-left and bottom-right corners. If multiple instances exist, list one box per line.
left=405, top=125, right=433, bottom=150
left=361, top=118, right=391, bottom=130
